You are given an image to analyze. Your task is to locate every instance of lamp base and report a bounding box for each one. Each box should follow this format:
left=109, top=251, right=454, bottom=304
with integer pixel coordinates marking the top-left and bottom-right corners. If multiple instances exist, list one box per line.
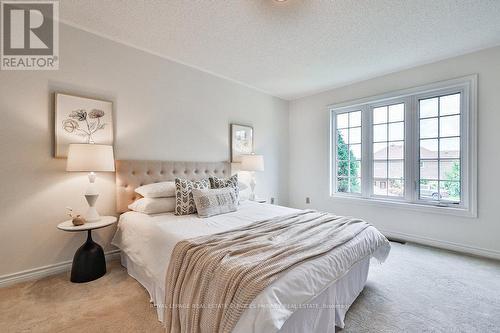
left=249, top=172, right=256, bottom=201
left=85, top=194, right=100, bottom=222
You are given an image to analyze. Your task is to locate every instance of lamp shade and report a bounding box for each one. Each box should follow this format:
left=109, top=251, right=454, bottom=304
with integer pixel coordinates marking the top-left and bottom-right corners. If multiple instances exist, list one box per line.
left=240, top=154, right=264, bottom=172
left=66, top=144, right=115, bottom=172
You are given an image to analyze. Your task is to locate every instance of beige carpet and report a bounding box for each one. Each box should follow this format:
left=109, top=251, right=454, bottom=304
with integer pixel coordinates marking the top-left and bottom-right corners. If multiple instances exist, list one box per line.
left=1, top=243, right=500, bottom=332
left=0, top=261, right=163, bottom=333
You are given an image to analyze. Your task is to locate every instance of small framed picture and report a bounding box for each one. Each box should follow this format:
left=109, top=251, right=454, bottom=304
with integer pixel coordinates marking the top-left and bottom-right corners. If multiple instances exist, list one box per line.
left=54, top=93, right=113, bottom=158
left=231, top=124, right=254, bottom=163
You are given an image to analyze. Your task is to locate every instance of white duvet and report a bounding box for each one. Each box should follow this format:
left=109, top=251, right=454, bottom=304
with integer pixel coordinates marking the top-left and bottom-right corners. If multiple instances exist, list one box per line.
left=112, top=201, right=390, bottom=333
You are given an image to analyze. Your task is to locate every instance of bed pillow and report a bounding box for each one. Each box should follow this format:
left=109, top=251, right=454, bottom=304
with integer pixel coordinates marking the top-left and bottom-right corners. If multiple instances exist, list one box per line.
left=209, top=174, right=239, bottom=203
left=238, top=181, right=250, bottom=202
left=174, top=178, right=210, bottom=215
left=135, top=181, right=176, bottom=198
left=192, top=187, right=238, bottom=218
left=128, top=197, right=176, bottom=214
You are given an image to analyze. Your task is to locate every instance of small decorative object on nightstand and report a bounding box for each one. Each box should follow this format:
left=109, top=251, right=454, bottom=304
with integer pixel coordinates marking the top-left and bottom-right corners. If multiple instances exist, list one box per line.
left=66, top=144, right=115, bottom=222
left=57, top=216, right=117, bottom=283
left=66, top=207, right=86, bottom=226
left=240, top=153, right=264, bottom=201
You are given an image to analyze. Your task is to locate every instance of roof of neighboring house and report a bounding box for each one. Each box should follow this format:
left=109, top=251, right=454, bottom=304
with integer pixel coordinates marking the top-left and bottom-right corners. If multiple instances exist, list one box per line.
left=373, top=144, right=459, bottom=160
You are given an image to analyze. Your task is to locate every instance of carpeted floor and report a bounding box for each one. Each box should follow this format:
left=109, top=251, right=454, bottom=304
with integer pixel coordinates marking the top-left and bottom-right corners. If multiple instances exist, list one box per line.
left=1, top=242, right=499, bottom=332
left=343, top=243, right=500, bottom=333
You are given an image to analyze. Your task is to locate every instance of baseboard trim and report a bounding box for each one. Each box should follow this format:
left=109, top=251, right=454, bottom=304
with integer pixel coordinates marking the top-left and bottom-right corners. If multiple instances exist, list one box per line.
left=0, top=250, right=121, bottom=288
left=381, top=229, right=500, bottom=260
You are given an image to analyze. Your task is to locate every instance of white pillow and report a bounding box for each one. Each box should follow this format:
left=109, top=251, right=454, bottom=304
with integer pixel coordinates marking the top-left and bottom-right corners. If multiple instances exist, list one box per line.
left=238, top=181, right=248, bottom=191
left=128, top=197, right=176, bottom=214
left=192, top=187, right=238, bottom=218
left=238, top=181, right=250, bottom=202
left=135, top=181, right=176, bottom=198
left=238, top=189, right=250, bottom=202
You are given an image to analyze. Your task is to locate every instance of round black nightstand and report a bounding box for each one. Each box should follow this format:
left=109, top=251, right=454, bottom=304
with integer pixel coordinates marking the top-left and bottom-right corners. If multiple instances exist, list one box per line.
left=57, top=216, right=117, bottom=283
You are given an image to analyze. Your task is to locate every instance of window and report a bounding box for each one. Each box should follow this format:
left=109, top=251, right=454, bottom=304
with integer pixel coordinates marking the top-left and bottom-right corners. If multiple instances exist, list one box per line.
left=330, top=76, right=477, bottom=217
left=373, top=103, right=405, bottom=197
left=418, top=94, right=461, bottom=203
left=335, top=111, right=362, bottom=193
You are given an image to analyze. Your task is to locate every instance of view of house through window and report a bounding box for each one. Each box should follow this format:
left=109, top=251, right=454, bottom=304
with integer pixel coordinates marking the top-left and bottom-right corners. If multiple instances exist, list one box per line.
left=419, top=93, right=461, bottom=202
left=373, top=103, right=405, bottom=197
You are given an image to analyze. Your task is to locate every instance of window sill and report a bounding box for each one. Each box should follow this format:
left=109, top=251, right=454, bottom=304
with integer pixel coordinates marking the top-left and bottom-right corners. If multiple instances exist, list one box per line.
left=329, top=194, right=476, bottom=218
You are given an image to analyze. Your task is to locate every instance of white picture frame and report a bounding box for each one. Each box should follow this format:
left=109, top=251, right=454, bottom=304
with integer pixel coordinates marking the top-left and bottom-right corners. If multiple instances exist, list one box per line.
left=231, top=124, right=253, bottom=163
left=54, top=93, right=113, bottom=158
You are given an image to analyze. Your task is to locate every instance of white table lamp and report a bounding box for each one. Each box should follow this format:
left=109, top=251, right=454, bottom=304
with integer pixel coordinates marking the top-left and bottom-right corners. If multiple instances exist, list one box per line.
left=66, top=144, right=115, bottom=222
left=240, top=154, right=264, bottom=201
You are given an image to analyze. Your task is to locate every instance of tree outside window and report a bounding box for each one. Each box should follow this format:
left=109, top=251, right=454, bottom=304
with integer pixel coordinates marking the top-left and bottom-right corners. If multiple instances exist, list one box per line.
left=337, top=133, right=360, bottom=192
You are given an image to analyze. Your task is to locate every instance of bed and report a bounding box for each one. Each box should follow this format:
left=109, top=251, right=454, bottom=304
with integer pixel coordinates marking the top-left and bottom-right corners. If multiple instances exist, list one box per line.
left=111, top=160, right=390, bottom=332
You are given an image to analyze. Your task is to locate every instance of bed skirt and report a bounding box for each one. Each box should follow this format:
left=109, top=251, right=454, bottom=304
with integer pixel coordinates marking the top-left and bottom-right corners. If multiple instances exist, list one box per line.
left=120, top=252, right=371, bottom=332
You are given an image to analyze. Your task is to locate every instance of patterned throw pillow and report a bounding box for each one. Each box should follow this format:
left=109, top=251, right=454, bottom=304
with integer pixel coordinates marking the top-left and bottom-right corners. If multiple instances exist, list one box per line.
left=209, top=174, right=239, bottom=203
left=192, top=187, right=238, bottom=218
left=174, top=178, right=210, bottom=215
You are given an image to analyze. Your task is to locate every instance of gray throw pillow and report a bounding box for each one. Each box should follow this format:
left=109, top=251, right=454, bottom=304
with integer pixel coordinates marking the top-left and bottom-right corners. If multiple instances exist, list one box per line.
left=192, top=187, right=238, bottom=218
left=174, top=178, right=210, bottom=215
left=209, top=174, right=239, bottom=203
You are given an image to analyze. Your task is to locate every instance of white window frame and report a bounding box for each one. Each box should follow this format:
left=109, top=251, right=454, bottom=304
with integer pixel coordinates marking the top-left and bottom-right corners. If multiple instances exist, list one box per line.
left=329, top=75, right=477, bottom=217
left=330, top=107, right=364, bottom=196
left=368, top=98, right=409, bottom=201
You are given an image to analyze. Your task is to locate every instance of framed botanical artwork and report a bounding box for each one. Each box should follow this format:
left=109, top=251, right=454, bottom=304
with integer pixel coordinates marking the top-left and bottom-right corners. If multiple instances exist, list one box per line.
left=54, top=93, right=113, bottom=158
left=230, top=124, right=254, bottom=163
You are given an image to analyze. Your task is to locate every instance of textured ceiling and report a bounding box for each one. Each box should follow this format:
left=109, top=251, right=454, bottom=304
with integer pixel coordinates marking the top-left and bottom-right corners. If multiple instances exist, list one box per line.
left=60, top=0, right=500, bottom=100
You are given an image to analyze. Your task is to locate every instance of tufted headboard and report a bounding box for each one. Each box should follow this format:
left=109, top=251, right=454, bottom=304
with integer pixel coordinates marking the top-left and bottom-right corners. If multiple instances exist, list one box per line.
left=115, top=160, right=230, bottom=213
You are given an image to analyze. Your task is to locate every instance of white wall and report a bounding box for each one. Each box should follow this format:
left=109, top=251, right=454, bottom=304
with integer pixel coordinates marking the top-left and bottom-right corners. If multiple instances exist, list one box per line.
left=289, top=46, right=500, bottom=259
left=0, top=24, right=289, bottom=278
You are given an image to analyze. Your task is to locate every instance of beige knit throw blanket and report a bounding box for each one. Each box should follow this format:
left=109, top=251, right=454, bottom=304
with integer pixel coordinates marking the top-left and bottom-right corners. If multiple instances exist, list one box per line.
left=164, top=210, right=370, bottom=333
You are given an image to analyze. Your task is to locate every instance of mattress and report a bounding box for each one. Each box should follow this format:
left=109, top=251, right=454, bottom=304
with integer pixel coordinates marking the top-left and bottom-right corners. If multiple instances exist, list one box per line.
left=112, top=201, right=390, bottom=332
